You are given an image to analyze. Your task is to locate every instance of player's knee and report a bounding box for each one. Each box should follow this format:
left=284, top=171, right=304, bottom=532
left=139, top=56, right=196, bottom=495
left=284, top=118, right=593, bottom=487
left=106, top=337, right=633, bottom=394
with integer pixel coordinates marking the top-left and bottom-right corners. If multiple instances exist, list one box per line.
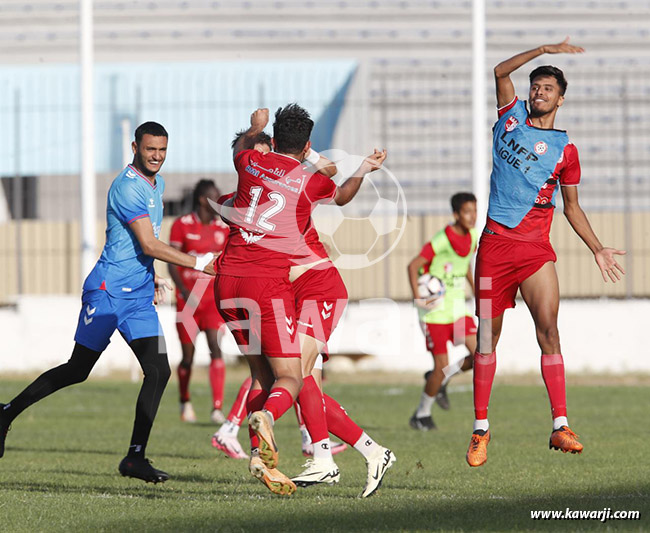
left=537, top=325, right=560, bottom=348
left=157, top=358, right=172, bottom=384
left=65, top=361, right=93, bottom=385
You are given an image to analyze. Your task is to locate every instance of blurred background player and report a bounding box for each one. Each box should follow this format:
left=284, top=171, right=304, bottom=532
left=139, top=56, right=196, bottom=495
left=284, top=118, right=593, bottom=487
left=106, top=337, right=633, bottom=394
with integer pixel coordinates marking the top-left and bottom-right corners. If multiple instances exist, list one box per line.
left=467, top=39, right=626, bottom=467
left=168, top=179, right=230, bottom=424
left=0, top=122, right=217, bottom=483
left=407, top=192, right=478, bottom=431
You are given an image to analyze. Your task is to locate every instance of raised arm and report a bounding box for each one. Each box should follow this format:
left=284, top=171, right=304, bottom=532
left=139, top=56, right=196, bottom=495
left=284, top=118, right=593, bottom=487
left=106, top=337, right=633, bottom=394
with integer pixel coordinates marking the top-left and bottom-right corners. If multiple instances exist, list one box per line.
left=560, top=186, right=625, bottom=283
left=333, top=149, right=386, bottom=206
left=494, top=38, right=585, bottom=108
left=130, top=217, right=216, bottom=275
left=232, top=108, right=269, bottom=158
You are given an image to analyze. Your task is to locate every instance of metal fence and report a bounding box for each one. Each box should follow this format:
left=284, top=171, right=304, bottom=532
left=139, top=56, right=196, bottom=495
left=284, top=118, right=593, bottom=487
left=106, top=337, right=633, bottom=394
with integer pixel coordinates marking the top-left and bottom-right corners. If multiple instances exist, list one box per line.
left=0, top=61, right=648, bottom=304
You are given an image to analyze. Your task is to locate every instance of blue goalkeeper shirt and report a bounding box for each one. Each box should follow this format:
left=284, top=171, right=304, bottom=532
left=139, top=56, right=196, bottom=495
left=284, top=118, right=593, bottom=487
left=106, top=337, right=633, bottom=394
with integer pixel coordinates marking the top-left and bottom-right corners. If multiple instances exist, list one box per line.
left=83, top=165, right=165, bottom=299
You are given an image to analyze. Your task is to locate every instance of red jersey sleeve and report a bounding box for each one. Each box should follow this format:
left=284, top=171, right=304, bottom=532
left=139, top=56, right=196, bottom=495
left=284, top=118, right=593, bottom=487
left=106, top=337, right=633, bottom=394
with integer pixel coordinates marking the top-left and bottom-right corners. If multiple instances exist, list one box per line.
left=559, top=143, right=581, bottom=186
left=234, top=149, right=253, bottom=172
left=497, top=96, right=518, bottom=117
left=304, top=172, right=337, bottom=203
left=169, top=217, right=184, bottom=247
left=419, top=242, right=435, bottom=262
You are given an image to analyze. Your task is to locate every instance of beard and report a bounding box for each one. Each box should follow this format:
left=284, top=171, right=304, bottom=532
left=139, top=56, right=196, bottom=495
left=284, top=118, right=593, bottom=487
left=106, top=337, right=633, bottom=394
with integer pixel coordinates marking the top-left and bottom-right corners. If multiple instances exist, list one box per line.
left=134, top=152, right=157, bottom=177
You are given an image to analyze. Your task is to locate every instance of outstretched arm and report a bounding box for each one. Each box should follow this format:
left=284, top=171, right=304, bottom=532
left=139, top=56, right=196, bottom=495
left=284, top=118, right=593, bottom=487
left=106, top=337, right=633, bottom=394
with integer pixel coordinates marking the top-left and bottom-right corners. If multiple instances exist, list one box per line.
left=130, top=218, right=216, bottom=275
left=232, top=108, right=269, bottom=158
left=333, top=149, right=387, bottom=206
left=494, top=38, right=585, bottom=108
left=561, top=186, right=625, bottom=283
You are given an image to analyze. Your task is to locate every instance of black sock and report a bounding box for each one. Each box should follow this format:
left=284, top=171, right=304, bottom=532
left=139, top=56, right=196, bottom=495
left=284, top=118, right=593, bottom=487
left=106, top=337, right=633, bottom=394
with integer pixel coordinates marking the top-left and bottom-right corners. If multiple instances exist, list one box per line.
left=3, top=343, right=100, bottom=424
left=127, top=336, right=171, bottom=457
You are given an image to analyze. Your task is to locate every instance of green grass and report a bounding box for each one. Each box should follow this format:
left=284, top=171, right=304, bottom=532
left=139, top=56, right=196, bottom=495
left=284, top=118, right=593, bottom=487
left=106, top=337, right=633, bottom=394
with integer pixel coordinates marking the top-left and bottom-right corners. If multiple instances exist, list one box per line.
left=0, top=375, right=648, bottom=532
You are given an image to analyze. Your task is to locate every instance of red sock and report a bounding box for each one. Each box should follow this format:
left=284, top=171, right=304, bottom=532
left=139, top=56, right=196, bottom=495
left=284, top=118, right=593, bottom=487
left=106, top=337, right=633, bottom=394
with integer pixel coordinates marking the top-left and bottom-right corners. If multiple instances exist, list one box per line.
left=209, top=358, right=226, bottom=410
left=263, top=387, right=294, bottom=422
left=323, top=394, right=363, bottom=446
left=541, top=353, right=567, bottom=418
left=177, top=364, right=191, bottom=403
left=294, top=401, right=305, bottom=426
left=247, top=388, right=268, bottom=449
left=473, top=351, right=496, bottom=420
left=297, top=376, right=329, bottom=443
left=227, top=376, right=252, bottom=425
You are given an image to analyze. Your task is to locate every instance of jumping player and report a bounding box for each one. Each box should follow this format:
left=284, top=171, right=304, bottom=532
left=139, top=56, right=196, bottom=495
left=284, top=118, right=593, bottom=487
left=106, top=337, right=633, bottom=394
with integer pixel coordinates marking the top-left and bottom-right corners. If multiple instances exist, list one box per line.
left=0, top=122, right=217, bottom=483
left=169, top=179, right=230, bottom=424
left=466, top=39, right=626, bottom=467
left=407, top=192, right=478, bottom=431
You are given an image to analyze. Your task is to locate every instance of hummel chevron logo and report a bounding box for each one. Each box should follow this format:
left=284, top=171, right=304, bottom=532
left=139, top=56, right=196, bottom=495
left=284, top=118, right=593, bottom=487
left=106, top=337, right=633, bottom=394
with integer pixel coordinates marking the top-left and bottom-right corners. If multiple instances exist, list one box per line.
left=83, top=305, right=96, bottom=325
left=285, top=316, right=295, bottom=335
left=321, top=302, right=333, bottom=319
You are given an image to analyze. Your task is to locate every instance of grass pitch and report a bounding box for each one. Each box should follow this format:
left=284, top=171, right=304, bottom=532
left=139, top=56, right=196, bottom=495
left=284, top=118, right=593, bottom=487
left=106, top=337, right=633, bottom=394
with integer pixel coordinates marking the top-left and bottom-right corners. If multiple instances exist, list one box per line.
left=0, top=372, right=648, bottom=532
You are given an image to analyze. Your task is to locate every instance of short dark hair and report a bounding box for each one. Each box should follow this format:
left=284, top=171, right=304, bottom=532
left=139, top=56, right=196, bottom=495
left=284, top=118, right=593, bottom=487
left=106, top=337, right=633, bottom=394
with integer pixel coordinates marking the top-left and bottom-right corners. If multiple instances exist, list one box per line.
left=135, top=121, right=168, bottom=144
left=273, top=104, right=313, bottom=154
left=192, top=178, right=217, bottom=210
left=529, top=65, right=568, bottom=96
left=230, top=130, right=272, bottom=150
left=451, top=192, right=476, bottom=213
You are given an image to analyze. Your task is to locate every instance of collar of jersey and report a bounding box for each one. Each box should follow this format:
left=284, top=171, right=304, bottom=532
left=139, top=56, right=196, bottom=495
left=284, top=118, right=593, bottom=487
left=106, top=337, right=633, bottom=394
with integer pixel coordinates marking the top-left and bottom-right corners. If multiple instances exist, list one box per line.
left=272, top=151, right=303, bottom=164
left=128, top=164, right=158, bottom=189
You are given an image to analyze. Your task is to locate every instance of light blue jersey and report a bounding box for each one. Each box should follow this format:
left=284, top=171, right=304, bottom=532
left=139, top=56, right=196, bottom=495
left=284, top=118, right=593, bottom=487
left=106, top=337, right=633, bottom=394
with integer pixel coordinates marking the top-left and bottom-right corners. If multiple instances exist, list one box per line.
left=83, top=165, right=165, bottom=300
left=488, top=99, right=569, bottom=228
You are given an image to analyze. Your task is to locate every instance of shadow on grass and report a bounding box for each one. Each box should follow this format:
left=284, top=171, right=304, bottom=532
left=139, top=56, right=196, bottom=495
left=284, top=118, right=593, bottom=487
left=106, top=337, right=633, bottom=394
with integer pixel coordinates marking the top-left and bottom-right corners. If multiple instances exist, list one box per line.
left=6, top=445, right=208, bottom=461
left=93, top=484, right=650, bottom=532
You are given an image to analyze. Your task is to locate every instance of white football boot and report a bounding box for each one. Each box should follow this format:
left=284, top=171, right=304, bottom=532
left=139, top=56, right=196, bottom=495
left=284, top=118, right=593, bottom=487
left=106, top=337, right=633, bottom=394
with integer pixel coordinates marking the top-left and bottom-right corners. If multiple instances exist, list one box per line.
left=360, top=447, right=396, bottom=498
left=291, top=458, right=340, bottom=487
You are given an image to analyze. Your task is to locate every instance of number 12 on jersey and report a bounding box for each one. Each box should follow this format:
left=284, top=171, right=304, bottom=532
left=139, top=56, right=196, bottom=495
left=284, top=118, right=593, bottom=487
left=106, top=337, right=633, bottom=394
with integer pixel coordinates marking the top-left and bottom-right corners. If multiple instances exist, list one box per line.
left=244, top=186, right=286, bottom=232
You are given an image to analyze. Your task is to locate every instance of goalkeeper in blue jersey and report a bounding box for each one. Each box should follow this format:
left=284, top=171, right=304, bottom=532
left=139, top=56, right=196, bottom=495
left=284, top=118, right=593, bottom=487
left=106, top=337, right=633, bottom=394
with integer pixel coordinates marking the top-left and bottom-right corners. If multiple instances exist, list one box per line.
left=0, top=122, right=216, bottom=483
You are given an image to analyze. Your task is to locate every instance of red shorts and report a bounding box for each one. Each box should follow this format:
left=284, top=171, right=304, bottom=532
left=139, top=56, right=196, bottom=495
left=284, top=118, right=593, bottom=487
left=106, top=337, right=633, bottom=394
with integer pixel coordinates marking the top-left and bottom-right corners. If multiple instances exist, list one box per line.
left=292, top=264, right=348, bottom=348
left=475, top=232, right=557, bottom=319
left=215, top=274, right=300, bottom=358
left=422, top=316, right=477, bottom=356
left=175, top=293, right=225, bottom=345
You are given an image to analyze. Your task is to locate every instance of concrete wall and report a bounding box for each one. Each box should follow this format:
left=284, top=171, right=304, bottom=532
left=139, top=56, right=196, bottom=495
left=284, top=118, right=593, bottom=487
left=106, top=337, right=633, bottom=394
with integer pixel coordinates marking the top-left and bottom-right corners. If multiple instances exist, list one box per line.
left=0, top=296, right=647, bottom=377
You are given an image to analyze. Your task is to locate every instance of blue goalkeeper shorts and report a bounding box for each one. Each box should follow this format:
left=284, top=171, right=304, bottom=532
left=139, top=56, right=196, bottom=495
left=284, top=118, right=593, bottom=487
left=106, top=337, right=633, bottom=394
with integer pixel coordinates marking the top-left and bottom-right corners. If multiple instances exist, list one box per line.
left=74, top=289, right=163, bottom=352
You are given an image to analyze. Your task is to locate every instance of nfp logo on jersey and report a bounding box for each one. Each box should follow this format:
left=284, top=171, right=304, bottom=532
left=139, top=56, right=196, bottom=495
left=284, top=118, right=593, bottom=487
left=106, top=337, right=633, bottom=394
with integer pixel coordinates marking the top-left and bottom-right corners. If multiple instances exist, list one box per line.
left=534, top=141, right=548, bottom=155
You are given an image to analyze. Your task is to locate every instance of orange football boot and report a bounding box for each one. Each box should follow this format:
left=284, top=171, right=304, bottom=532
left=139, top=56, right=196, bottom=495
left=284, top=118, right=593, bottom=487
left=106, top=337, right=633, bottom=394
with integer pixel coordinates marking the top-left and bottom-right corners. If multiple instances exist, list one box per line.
left=249, top=410, right=279, bottom=469
left=549, top=426, right=583, bottom=454
left=466, top=429, right=491, bottom=467
left=249, top=454, right=296, bottom=496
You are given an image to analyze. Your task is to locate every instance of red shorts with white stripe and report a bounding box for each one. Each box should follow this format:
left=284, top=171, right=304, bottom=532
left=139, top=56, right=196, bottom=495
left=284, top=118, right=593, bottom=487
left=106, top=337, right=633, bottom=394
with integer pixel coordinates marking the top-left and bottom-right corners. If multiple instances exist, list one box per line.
left=175, top=295, right=225, bottom=345
left=292, top=263, right=348, bottom=348
left=475, top=232, right=557, bottom=319
left=214, top=274, right=300, bottom=358
left=422, top=316, right=477, bottom=356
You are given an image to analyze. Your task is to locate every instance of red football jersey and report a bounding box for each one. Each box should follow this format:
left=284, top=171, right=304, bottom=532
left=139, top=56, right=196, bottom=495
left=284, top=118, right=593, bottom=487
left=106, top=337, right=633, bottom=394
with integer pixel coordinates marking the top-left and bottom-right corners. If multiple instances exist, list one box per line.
left=169, top=212, right=230, bottom=297
left=290, top=221, right=330, bottom=266
left=218, top=149, right=337, bottom=277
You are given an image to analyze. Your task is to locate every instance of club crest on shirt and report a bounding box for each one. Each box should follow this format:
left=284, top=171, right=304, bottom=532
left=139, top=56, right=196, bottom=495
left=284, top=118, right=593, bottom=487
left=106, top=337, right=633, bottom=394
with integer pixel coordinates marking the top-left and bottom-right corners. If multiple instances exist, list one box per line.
left=505, top=116, right=519, bottom=132
left=534, top=141, right=548, bottom=155
left=148, top=198, right=155, bottom=208
left=239, top=228, right=264, bottom=244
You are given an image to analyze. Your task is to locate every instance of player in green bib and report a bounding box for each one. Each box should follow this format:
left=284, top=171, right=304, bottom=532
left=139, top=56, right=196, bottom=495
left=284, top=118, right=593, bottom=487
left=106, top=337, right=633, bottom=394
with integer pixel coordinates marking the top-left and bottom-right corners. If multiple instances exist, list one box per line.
left=407, top=193, right=478, bottom=430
